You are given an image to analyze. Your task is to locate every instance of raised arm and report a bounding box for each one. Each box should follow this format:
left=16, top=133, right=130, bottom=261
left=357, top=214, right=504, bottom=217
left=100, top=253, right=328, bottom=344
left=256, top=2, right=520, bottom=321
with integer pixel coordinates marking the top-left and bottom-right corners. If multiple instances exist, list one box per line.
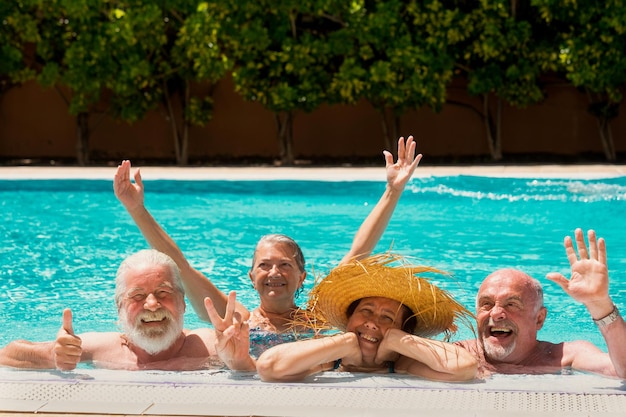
left=256, top=332, right=362, bottom=382
left=378, top=328, right=478, bottom=381
left=339, top=136, right=421, bottom=265
left=0, top=309, right=82, bottom=370
left=114, top=160, right=248, bottom=322
left=546, top=228, right=626, bottom=378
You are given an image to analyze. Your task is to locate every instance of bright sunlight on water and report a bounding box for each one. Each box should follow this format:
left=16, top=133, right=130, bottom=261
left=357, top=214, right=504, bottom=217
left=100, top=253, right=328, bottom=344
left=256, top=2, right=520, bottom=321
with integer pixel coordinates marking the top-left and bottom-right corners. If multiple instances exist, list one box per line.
left=1, top=176, right=625, bottom=351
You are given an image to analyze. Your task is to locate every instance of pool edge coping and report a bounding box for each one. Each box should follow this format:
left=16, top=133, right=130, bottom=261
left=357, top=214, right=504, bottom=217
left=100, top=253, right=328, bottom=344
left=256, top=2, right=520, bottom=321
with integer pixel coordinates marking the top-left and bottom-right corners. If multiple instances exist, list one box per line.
left=1, top=164, right=626, bottom=181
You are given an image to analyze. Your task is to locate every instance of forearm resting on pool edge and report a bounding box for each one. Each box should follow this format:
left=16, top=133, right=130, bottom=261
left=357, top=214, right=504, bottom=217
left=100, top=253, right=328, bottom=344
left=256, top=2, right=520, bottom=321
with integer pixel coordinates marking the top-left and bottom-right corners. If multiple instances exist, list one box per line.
left=0, top=340, right=58, bottom=369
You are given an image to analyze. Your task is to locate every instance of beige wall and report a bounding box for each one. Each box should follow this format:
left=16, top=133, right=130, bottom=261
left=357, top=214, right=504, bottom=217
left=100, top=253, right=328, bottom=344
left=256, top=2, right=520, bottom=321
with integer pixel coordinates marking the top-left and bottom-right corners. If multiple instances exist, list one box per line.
left=1, top=76, right=623, bottom=164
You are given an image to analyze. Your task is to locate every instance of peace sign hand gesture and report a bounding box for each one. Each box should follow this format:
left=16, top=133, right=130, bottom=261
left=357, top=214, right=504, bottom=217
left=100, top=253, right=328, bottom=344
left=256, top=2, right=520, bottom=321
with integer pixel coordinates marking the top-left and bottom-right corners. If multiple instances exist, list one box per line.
left=205, top=291, right=255, bottom=371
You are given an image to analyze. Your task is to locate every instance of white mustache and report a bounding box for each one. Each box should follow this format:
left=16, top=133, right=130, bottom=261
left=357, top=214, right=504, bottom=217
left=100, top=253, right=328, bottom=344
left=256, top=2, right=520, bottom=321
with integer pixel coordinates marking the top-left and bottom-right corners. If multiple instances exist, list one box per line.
left=136, top=310, right=168, bottom=323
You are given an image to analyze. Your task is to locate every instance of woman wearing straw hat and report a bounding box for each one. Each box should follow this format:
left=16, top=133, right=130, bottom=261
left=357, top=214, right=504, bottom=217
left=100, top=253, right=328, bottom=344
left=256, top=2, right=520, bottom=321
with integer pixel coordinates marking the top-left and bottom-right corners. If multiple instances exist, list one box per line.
left=115, top=137, right=422, bottom=356
left=256, top=254, right=478, bottom=382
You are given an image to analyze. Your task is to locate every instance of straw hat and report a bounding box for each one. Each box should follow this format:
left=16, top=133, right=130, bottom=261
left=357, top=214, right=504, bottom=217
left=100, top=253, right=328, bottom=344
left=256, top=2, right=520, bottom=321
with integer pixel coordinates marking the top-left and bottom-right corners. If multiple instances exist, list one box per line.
left=306, top=254, right=472, bottom=338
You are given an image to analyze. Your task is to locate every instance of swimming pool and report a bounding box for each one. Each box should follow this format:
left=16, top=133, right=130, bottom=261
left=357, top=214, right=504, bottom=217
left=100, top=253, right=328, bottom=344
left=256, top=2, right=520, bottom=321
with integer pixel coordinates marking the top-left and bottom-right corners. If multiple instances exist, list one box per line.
left=1, top=174, right=625, bottom=353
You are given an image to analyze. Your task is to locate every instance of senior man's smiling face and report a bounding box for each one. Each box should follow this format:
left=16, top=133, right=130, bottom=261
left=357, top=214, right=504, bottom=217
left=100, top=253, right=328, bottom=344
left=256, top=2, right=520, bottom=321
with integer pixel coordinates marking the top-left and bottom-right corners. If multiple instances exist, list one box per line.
left=476, top=269, right=547, bottom=364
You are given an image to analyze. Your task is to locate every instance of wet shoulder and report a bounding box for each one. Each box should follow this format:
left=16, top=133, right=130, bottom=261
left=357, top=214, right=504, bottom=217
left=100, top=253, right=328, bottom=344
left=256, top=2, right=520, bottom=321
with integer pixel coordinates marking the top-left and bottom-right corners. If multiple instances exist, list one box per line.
left=559, top=339, right=606, bottom=362
left=455, top=339, right=479, bottom=353
left=182, top=328, right=218, bottom=356
left=515, top=341, right=566, bottom=372
left=78, top=332, right=124, bottom=353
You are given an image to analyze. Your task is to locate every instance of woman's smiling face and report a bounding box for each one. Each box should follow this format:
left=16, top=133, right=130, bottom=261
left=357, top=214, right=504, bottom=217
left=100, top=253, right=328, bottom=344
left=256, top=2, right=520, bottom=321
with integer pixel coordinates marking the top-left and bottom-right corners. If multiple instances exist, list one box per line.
left=346, top=297, right=405, bottom=359
left=249, top=241, right=306, bottom=304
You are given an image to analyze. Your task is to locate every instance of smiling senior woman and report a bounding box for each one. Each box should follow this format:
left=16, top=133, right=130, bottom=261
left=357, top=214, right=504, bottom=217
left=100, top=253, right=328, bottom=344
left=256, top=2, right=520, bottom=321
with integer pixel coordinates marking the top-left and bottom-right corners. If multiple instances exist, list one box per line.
left=256, top=254, right=478, bottom=382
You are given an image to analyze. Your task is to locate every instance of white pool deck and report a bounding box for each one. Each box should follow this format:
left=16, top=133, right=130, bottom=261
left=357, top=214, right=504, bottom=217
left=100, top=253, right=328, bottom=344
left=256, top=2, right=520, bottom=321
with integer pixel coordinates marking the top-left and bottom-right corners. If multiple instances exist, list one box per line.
left=1, top=163, right=626, bottom=181
left=2, top=163, right=626, bottom=417
left=1, top=367, right=625, bottom=417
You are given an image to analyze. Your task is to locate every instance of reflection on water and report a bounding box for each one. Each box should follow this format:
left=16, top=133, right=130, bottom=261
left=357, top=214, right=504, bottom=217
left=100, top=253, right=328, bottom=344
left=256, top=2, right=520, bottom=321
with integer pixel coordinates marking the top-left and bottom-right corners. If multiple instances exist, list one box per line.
left=1, top=177, right=625, bottom=351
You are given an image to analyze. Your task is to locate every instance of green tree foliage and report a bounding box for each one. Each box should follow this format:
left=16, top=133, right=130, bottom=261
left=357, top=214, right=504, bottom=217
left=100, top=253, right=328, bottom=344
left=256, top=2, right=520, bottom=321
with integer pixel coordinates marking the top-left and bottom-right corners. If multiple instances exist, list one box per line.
left=0, top=1, right=38, bottom=90
left=102, top=0, right=226, bottom=166
left=106, top=0, right=231, bottom=165
left=3, top=0, right=625, bottom=164
left=452, top=0, right=556, bottom=161
left=26, top=0, right=114, bottom=165
left=168, top=0, right=232, bottom=165
left=330, top=0, right=462, bottom=151
left=101, top=2, right=166, bottom=124
left=8, top=0, right=162, bottom=165
left=224, top=0, right=345, bottom=165
left=4, top=1, right=229, bottom=166
left=534, top=0, right=626, bottom=161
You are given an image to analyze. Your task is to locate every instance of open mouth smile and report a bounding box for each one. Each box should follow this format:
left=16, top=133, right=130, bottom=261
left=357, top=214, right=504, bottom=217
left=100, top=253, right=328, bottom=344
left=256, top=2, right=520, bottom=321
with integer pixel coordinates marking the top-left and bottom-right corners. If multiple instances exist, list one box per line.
left=488, top=327, right=513, bottom=338
left=139, top=312, right=168, bottom=324
left=142, top=317, right=166, bottom=323
left=358, top=332, right=379, bottom=343
left=265, top=282, right=286, bottom=287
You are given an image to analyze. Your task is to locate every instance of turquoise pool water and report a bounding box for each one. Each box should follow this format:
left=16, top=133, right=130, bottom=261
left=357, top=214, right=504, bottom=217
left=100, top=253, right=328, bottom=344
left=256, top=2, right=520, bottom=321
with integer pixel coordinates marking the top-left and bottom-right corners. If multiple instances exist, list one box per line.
left=1, top=176, right=625, bottom=352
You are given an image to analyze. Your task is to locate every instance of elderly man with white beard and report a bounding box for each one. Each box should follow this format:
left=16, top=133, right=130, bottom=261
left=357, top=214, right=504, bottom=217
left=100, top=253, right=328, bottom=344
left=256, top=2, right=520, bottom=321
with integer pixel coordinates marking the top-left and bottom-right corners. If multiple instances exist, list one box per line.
left=455, top=229, right=626, bottom=378
left=0, top=249, right=255, bottom=371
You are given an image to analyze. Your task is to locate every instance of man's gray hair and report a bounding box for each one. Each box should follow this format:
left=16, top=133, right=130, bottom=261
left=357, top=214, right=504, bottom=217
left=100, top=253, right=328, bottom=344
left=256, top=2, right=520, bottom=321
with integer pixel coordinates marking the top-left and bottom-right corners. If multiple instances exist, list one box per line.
left=528, top=276, right=545, bottom=313
left=114, top=249, right=184, bottom=309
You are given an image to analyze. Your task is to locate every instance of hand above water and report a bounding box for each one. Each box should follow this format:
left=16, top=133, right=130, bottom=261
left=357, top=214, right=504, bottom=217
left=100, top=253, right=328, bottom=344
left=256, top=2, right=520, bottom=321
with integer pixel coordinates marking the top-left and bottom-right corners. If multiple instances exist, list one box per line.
left=114, top=160, right=145, bottom=212
left=54, top=309, right=82, bottom=371
left=384, top=136, right=422, bottom=193
left=546, top=228, right=614, bottom=319
left=205, top=291, right=255, bottom=371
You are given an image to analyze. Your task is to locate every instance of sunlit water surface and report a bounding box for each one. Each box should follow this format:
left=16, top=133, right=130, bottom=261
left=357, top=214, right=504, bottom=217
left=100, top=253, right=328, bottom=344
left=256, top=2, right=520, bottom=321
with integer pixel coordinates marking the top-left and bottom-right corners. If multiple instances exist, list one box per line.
left=2, top=176, right=625, bottom=352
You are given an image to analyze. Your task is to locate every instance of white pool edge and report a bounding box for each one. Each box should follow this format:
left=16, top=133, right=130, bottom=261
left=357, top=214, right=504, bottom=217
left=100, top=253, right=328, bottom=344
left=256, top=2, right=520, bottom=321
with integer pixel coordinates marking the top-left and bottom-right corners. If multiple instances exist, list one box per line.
left=1, top=369, right=625, bottom=416
left=1, top=164, right=626, bottom=181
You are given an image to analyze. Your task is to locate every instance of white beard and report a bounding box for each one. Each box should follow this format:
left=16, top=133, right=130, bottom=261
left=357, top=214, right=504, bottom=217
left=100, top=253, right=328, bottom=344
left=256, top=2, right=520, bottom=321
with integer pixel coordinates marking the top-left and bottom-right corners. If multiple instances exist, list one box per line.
left=482, top=337, right=516, bottom=361
left=119, top=309, right=184, bottom=355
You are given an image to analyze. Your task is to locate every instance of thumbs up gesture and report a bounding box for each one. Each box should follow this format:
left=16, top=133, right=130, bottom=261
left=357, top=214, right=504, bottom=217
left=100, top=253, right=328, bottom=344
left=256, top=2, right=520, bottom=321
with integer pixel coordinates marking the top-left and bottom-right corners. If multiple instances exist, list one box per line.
left=53, top=309, right=82, bottom=371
